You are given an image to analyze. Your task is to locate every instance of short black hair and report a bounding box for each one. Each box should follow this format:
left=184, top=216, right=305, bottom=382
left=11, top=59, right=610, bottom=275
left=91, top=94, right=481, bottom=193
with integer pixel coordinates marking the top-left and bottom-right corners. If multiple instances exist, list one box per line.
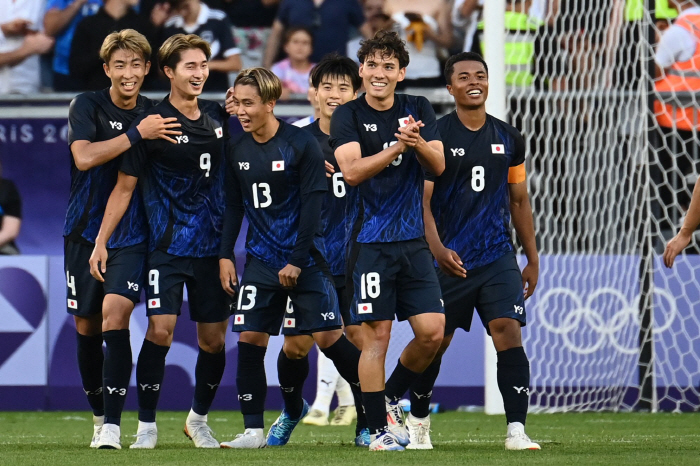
left=310, top=53, right=362, bottom=92
left=357, top=30, right=409, bottom=69
left=444, top=52, right=488, bottom=83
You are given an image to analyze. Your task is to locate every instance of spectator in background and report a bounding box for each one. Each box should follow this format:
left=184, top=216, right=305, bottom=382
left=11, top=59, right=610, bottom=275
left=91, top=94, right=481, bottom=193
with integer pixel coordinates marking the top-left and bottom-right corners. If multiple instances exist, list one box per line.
left=0, top=11, right=54, bottom=94
left=69, top=0, right=161, bottom=90
left=163, top=0, right=242, bottom=91
left=44, top=0, right=102, bottom=91
left=452, top=0, right=482, bottom=55
left=346, top=0, right=392, bottom=64
left=271, top=27, right=313, bottom=99
left=0, top=161, right=22, bottom=255
left=383, top=0, right=453, bottom=87
left=292, top=75, right=320, bottom=127
left=210, top=0, right=279, bottom=69
left=263, top=0, right=367, bottom=69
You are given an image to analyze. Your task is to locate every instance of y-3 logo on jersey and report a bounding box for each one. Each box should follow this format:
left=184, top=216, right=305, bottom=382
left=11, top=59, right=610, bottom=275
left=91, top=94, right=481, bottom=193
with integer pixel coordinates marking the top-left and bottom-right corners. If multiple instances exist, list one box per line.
left=364, top=124, right=377, bottom=132
left=451, top=148, right=465, bottom=157
left=176, top=135, right=189, bottom=144
left=239, top=162, right=250, bottom=170
left=109, top=121, right=123, bottom=130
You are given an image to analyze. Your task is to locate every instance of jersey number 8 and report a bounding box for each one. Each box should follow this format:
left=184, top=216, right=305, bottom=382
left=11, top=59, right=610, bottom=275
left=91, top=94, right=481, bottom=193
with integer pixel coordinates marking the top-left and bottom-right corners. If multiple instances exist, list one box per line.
left=471, top=166, right=485, bottom=192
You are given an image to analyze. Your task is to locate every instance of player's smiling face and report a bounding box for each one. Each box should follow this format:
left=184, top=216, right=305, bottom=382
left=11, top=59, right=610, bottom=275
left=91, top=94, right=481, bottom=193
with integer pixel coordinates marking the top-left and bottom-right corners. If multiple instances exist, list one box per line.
left=316, top=75, right=356, bottom=120
left=104, top=49, right=150, bottom=99
left=448, top=60, right=488, bottom=109
left=165, top=48, right=209, bottom=98
left=232, top=84, right=274, bottom=133
left=359, top=52, right=405, bottom=100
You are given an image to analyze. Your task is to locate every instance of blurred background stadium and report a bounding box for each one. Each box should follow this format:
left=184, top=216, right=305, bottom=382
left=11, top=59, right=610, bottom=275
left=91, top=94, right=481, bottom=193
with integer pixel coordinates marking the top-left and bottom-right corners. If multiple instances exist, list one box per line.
left=1, top=0, right=700, bottom=418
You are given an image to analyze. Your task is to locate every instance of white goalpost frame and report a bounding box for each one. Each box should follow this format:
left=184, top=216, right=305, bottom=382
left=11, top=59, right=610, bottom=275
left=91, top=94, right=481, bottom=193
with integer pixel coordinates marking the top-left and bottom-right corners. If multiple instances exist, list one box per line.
left=483, top=0, right=507, bottom=416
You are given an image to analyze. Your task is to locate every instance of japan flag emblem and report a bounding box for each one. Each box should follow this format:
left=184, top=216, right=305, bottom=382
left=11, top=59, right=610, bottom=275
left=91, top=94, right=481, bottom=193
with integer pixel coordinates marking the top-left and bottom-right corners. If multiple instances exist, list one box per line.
left=398, top=117, right=410, bottom=128
left=284, top=318, right=296, bottom=328
left=148, top=298, right=161, bottom=309
left=67, top=299, right=78, bottom=309
left=358, top=303, right=373, bottom=314
left=491, top=144, right=505, bottom=154
left=234, top=315, right=245, bottom=325
left=272, top=161, right=285, bottom=171
left=215, top=127, right=223, bottom=138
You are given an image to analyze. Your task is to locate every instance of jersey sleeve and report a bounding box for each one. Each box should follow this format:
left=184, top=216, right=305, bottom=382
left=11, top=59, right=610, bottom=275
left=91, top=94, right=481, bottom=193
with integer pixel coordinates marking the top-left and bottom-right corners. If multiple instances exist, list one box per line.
left=299, top=134, right=328, bottom=195
left=119, top=116, right=150, bottom=178
left=67, top=94, right=97, bottom=144
left=417, top=96, right=440, bottom=142
left=219, top=147, right=245, bottom=259
left=507, top=129, right=527, bottom=183
left=329, top=103, right=360, bottom=150
left=1, top=181, right=22, bottom=219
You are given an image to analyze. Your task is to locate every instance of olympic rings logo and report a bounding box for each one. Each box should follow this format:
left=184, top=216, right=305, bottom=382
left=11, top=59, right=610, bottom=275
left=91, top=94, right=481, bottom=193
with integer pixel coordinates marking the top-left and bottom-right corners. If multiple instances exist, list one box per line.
left=533, top=287, right=678, bottom=355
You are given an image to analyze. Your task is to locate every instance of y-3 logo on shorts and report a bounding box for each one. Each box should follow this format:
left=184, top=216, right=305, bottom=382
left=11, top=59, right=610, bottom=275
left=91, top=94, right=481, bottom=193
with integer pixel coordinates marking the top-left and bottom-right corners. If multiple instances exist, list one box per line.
left=514, top=305, right=524, bottom=315
left=321, top=312, right=335, bottom=320
left=127, top=281, right=139, bottom=291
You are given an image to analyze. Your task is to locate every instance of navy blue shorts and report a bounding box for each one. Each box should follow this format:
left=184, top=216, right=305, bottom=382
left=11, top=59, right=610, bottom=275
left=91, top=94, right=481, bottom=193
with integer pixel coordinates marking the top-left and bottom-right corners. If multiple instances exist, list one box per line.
left=349, top=238, right=444, bottom=323
left=145, top=250, right=232, bottom=323
left=234, top=257, right=342, bottom=335
left=282, top=274, right=355, bottom=336
left=438, top=252, right=526, bottom=335
left=64, top=238, right=146, bottom=316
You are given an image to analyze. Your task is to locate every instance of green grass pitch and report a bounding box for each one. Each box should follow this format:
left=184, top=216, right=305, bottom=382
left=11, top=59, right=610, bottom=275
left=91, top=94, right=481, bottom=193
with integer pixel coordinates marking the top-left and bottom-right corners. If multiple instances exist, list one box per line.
left=1, top=411, right=699, bottom=465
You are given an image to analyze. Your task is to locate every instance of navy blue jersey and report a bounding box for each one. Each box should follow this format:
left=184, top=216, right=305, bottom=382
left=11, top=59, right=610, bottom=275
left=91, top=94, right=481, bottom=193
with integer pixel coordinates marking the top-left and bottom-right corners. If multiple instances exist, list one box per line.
left=428, top=112, right=526, bottom=269
left=223, top=120, right=327, bottom=269
left=329, top=93, right=439, bottom=243
left=65, top=89, right=150, bottom=248
left=305, top=120, right=348, bottom=276
left=120, top=98, right=228, bottom=257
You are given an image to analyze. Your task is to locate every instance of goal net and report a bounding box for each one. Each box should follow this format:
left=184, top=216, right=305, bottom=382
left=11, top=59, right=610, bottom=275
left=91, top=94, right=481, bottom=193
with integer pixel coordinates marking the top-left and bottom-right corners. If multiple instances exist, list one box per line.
left=501, top=0, right=700, bottom=412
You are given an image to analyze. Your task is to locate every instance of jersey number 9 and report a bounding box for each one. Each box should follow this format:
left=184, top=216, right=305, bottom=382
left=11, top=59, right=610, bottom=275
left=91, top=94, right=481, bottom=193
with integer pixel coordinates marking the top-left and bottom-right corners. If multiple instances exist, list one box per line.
left=200, top=153, right=211, bottom=177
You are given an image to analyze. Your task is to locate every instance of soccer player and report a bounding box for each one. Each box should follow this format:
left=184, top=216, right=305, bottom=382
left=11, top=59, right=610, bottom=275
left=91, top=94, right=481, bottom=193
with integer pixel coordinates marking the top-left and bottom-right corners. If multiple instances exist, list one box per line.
left=218, top=67, right=362, bottom=449
left=329, top=30, right=446, bottom=451
left=90, top=33, right=231, bottom=450
left=64, top=28, right=180, bottom=449
left=286, top=55, right=369, bottom=442
left=408, top=52, right=540, bottom=450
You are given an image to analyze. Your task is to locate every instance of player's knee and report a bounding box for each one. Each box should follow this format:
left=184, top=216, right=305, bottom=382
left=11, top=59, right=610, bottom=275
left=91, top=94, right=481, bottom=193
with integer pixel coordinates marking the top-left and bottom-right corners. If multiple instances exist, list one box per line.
left=282, top=345, right=308, bottom=359
left=417, top=327, right=444, bottom=354
left=199, top=337, right=225, bottom=354
left=146, top=325, right=174, bottom=347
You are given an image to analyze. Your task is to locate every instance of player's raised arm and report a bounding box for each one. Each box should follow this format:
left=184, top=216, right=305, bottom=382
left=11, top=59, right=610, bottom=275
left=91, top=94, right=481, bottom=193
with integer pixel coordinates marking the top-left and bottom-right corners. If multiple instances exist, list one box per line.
left=396, top=107, right=445, bottom=176
left=423, top=179, right=466, bottom=277
left=330, top=104, right=405, bottom=186
left=664, top=176, right=700, bottom=268
left=509, top=178, right=539, bottom=299
left=89, top=172, right=138, bottom=282
left=218, top=150, right=244, bottom=296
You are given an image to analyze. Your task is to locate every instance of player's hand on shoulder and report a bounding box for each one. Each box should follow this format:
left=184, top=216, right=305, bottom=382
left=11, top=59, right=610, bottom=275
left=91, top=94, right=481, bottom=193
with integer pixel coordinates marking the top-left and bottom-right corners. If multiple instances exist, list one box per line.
left=435, top=246, right=466, bottom=278
left=219, top=258, right=238, bottom=296
left=89, top=243, right=108, bottom=283
left=136, top=114, right=182, bottom=144
left=663, top=230, right=692, bottom=268
left=521, top=261, right=539, bottom=300
left=279, top=264, right=301, bottom=288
